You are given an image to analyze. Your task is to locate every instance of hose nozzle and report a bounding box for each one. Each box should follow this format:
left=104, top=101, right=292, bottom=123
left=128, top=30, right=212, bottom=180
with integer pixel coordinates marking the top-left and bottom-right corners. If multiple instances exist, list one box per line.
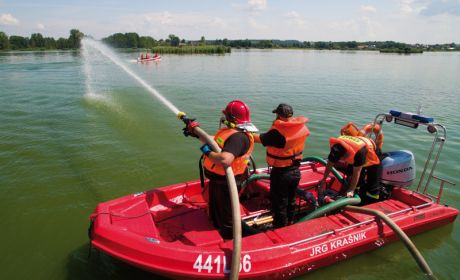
left=177, top=111, right=186, bottom=120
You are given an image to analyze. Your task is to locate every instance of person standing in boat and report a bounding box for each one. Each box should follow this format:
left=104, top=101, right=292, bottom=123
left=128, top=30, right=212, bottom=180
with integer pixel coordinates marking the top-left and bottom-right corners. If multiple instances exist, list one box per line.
left=319, top=123, right=383, bottom=202
left=184, top=100, right=257, bottom=239
left=253, top=104, right=310, bottom=228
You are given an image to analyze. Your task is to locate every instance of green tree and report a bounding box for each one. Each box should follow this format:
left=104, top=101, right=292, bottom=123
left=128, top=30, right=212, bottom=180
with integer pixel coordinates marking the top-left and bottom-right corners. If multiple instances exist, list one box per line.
left=0, top=31, right=9, bottom=50
left=56, top=38, right=69, bottom=49
left=30, top=33, right=45, bottom=48
left=258, top=40, right=273, bottom=48
left=103, top=33, right=127, bottom=48
left=68, top=29, right=83, bottom=49
left=168, top=34, right=180, bottom=46
left=200, top=36, right=206, bottom=45
left=125, top=32, right=140, bottom=48
left=139, top=36, right=156, bottom=48
left=9, top=35, right=28, bottom=49
left=346, top=41, right=358, bottom=48
left=223, top=38, right=228, bottom=46
left=44, top=37, right=56, bottom=49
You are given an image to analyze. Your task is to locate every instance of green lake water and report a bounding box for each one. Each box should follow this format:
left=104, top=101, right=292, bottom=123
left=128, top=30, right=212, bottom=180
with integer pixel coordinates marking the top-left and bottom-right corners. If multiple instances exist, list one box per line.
left=0, top=45, right=459, bottom=279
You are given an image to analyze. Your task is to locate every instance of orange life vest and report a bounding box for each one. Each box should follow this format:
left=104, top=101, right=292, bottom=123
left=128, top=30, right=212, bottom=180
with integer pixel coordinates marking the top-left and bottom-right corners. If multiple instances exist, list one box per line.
left=329, top=135, right=380, bottom=167
left=203, top=128, right=254, bottom=176
left=266, top=116, right=310, bottom=168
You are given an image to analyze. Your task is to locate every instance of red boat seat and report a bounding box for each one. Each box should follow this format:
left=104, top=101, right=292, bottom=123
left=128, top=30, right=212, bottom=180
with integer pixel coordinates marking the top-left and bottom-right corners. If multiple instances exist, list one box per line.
left=181, top=210, right=223, bottom=246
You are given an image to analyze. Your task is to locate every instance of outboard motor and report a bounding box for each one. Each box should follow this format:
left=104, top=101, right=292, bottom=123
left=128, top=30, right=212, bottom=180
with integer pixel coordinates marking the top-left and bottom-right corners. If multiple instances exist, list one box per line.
left=380, top=150, right=416, bottom=187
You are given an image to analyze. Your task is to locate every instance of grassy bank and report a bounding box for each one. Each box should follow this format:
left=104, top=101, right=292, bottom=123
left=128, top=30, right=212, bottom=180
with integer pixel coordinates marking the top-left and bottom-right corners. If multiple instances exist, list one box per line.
left=380, top=48, right=423, bottom=54
left=151, top=45, right=230, bottom=54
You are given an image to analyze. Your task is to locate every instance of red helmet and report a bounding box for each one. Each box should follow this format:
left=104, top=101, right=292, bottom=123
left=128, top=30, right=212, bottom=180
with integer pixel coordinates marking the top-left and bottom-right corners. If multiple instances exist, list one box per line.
left=223, top=100, right=251, bottom=124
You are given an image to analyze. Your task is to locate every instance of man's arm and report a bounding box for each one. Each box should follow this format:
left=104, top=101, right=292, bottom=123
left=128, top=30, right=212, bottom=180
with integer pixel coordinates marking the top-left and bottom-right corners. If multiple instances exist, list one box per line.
left=256, top=130, right=285, bottom=148
left=205, top=151, right=235, bottom=167
left=253, top=133, right=261, bottom=143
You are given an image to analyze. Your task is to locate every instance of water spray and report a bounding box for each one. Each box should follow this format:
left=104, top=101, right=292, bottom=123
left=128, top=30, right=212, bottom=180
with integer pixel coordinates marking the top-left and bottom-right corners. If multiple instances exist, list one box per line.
left=81, top=37, right=180, bottom=116
left=82, top=38, right=242, bottom=280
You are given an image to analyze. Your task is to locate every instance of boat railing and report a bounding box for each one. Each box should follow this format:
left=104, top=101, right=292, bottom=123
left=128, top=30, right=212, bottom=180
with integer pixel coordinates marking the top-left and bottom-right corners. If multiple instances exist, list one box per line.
left=422, top=175, right=456, bottom=204
left=373, top=110, right=454, bottom=204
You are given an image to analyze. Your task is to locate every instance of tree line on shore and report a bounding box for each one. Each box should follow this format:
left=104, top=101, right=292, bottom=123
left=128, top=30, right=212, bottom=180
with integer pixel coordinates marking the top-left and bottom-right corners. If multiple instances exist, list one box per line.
left=100, top=32, right=459, bottom=52
left=0, top=29, right=84, bottom=50
left=0, top=30, right=458, bottom=53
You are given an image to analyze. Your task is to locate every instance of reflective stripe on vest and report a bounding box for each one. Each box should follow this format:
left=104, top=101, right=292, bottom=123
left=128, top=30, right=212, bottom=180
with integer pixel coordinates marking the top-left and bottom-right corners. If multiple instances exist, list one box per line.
left=203, top=128, right=254, bottom=176
left=266, top=116, right=310, bottom=168
left=329, top=135, right=380, bottom=167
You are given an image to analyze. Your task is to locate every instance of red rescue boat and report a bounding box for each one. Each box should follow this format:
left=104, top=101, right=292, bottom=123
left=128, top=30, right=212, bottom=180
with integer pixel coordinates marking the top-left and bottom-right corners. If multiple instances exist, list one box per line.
left=137, top=54, right=161, bottom=62
left=88, top=111, right=458, bottom=279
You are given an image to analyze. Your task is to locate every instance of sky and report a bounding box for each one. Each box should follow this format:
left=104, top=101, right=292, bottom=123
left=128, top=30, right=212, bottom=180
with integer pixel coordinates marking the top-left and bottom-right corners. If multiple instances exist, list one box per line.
left=1, top=0, right=459, bottom=44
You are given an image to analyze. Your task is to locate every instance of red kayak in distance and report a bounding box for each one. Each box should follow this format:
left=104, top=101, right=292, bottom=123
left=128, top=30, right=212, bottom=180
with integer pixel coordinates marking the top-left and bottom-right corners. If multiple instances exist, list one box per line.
left=137, top=54, right=161, bottom=62
left=88, top=111, right=458, bottom=279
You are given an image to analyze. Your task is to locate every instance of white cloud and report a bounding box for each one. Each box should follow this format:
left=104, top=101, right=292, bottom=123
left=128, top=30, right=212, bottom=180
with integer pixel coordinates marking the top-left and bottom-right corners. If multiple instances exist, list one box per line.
left=210, top=17, right=228, bottom=29
left=248, top=18, right=268, bottom=30
left=398, top=0, right=428, bottom=15
left=118, top=12, right=232, bottom=39
left=145, top=11, right=173, bottom=25
left=0, top=13, right=19, bottom=25
left=37, top=23, right=45, bottom=30
left=248, top=0, right=267, bottom=11
left=420, top=0, right=460, bottom=16
left=286, top=11, right=305, bottom=27
left=361, top=5, right=377, bottom=13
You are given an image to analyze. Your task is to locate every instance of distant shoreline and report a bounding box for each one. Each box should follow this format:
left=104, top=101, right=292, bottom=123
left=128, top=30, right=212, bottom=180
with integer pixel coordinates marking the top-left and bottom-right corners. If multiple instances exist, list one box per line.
left=2, top=30, right=458, bottom=53
left=1, top=47, right=459, bottom=53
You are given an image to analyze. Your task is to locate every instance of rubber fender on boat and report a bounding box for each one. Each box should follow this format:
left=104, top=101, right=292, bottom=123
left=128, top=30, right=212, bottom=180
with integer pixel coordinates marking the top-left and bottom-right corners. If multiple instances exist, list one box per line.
left=297, top=195, right=361, bottom=223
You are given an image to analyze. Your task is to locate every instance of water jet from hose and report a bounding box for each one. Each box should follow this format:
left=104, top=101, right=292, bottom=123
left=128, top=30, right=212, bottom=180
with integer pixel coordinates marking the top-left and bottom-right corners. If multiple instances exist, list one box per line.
left=81, top=37, right=180, bottom=116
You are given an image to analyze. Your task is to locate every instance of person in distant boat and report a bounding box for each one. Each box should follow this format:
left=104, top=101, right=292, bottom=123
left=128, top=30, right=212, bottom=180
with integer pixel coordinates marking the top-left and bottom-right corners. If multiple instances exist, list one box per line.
left=140, top=53, right=144, bottom=60
left=183, top=100, right=257, bottom=239
left=154, top=53, right=159, bottom=58
left=146, top=53, right=150, bottom=59
left=253, top=104, right=310, bottom=228
left=319, top=122, right=384, bottom=203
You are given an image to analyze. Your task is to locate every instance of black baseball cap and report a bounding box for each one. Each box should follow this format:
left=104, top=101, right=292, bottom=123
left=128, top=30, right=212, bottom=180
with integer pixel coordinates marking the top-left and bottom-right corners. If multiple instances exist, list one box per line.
left=272, top=103, right=293, bottom=118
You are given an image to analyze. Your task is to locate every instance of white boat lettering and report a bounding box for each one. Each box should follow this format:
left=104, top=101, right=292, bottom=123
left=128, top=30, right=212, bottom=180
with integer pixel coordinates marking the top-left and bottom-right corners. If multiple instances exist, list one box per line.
left=193, top=254, right=252, bottom=273
left=309, top=232, right=367, bottom=257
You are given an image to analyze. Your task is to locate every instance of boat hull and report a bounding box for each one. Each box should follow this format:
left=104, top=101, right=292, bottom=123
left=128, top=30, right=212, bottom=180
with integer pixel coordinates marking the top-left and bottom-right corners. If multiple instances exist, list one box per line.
left=89, top=163, right=458, bottom=279
left=137, top=57, right=161, bottom=62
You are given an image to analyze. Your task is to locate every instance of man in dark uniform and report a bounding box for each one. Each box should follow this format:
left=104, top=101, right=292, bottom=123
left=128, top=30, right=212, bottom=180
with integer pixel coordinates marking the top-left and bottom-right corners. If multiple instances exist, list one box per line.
left=187, top=100, right=257, bottom=239
left=253, top=104, right=310, bottom=228
left=319, top=124, right=382, bottom=203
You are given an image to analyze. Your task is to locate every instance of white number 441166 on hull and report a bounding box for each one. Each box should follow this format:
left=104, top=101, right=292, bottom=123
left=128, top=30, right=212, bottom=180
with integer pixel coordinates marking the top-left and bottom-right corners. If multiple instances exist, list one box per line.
left=193, top=254, right=252, bottom=274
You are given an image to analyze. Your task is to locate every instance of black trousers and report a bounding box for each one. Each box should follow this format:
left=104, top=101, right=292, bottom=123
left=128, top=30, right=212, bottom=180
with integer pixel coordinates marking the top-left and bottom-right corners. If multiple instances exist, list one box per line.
left=208, top=176, right=244, bottom=239
left=270, top=166, right=301, bottom=228
left=358, top=164, right=383, bottom=203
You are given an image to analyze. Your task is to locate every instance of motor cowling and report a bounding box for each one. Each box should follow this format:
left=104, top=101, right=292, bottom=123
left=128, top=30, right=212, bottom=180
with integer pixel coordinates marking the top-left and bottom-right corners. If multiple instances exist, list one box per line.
left=380, top=150, right=416, bottom=187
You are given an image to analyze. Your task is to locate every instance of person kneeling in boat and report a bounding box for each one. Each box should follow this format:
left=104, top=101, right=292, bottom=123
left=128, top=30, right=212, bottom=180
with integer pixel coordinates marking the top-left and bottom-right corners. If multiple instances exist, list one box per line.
left=319, top=122, right=383, bottom=203
left=184, top=100, right=257, bottom=239
left=253, top=103, right=310, bottom=228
